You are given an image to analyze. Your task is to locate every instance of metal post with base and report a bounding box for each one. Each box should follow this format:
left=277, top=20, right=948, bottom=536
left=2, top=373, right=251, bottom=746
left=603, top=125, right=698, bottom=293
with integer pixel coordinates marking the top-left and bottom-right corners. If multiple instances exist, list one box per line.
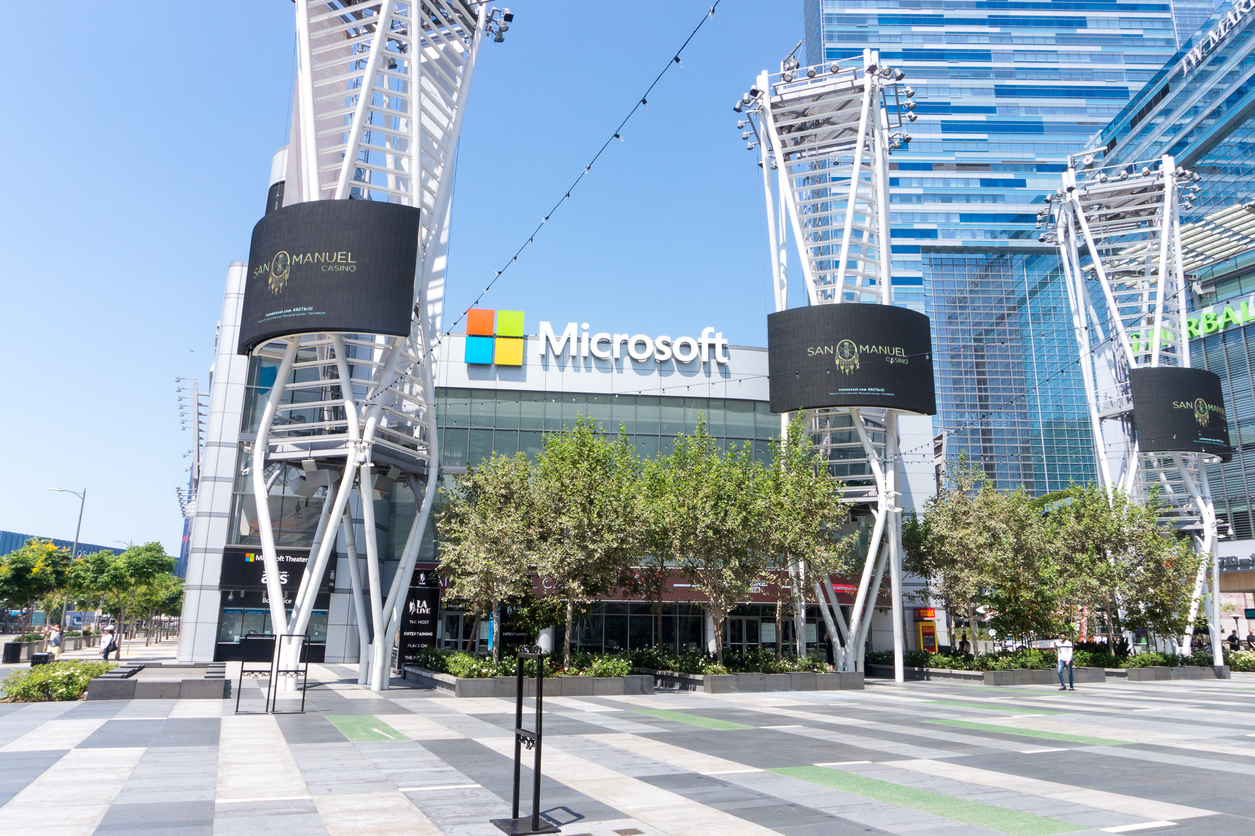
left=491, top=647, right=559, bottom=835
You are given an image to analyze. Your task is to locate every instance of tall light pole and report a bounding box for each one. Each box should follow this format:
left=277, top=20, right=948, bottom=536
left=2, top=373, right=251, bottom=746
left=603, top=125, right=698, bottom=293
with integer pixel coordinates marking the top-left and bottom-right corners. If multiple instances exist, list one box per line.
left=47, top=487, right=86, bottom=629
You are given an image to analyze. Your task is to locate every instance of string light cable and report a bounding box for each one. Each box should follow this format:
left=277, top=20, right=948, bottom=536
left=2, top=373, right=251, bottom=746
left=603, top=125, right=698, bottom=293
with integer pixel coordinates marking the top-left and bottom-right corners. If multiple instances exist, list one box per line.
left=359, top=2, right=725, bottom=409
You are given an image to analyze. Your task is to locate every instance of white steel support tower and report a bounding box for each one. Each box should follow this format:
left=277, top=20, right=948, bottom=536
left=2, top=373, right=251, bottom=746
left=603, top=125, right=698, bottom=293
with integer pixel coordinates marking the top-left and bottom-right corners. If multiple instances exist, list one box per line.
left=251, top=0, right=503, bottom=691
left=1049, top=154, right=1222, bottom=664
left=740, top=48, right=918, bottom=681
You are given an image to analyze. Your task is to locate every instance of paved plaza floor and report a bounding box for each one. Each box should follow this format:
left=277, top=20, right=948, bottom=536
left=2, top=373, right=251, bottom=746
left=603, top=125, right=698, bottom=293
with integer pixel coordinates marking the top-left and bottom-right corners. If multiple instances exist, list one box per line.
left=1, top=662, right=1253, bottom=836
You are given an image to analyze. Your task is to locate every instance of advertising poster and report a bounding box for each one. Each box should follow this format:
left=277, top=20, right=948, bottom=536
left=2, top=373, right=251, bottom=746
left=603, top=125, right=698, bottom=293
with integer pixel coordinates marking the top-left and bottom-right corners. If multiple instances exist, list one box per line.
left=396, top=570, right=440, bottom=672
left=767, top=303, right=936, bottom=415
left=1129, top=366, right=1232, bottom=458
left=238, top=200, right=422, bottom=353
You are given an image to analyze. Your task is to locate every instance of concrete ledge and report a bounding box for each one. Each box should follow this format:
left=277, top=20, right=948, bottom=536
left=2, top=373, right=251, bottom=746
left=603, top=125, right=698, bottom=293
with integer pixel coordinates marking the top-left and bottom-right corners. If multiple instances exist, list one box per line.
left=87, top=679, right=136, bottom=700
left=650, top=668, right=862, bottom=693
left=867, top=664, right=1104, bottom=686
left=1126, top=665, right=1231, bottom=681
left=402, top=667, right=653, bottom=698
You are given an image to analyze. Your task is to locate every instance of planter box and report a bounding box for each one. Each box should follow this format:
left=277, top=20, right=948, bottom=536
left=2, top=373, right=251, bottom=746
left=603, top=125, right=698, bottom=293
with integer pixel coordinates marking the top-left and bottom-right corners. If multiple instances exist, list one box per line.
left=648, top=668, right=862, bottom=693
left=1124, top=665, right=1230, bottom=681
left=61, top=636, right=100, bottom=652
left=87, top=664, right=229, bottom=700
left=867, top=664, right=983, bottom=683
left=402, top=666, right=652, bottom=698
left=868, top=664, right=1104, bottom=686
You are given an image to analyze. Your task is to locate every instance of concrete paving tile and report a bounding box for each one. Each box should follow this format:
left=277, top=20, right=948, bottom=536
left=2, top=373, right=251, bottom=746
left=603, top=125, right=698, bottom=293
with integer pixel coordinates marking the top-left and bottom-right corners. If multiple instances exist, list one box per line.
left=77, top=719, right=165, bottom=749
left=313, top=790, right=444, bottom=834
left=213, top=798, right=328, bottom=835
left=0, top=749, right=68, bottom=806
left=94, top=799, right=215, bottom=834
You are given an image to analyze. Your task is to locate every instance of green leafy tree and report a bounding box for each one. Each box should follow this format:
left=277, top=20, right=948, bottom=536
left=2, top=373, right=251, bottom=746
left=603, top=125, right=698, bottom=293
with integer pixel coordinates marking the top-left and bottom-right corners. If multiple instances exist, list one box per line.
left=1046, top=484, right=1204, bottom=645
left=532, top=416, right=643, bottom=668
left=651, top=419, right=769, bottom=664
left=436, top=451, right=537, bottom=663
left=72, top=543, right=174, bottom=658
left=903, top=456, right=1000, bottom=648
left=982, top=487, right=1061, bottom=641
left=765, top=413, right=855, bottom=658
left=132, top=572, right=184, bottom=646
left=0, top=539, right=70, bottom=631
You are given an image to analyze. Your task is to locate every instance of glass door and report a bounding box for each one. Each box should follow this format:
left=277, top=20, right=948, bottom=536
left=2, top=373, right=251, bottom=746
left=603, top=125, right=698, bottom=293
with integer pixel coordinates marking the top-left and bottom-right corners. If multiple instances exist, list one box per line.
left=726, top=617, right=761, bottom=653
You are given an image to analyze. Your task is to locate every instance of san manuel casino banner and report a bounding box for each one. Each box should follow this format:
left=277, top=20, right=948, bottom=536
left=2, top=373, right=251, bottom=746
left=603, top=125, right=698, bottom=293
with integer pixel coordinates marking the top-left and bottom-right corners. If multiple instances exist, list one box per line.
left=237, top=200, right=422, bottom=354
left=1129, top=366, right=1232, bottom=458
left=767, top=304, right=936, bottom=415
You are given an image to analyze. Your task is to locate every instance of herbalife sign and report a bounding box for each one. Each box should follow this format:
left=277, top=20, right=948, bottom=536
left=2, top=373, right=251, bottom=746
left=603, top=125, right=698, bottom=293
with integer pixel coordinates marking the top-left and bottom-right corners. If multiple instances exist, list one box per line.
left=1129, top=295, right=1255, bottom=351
left=1181, top=1, right=1252, bottom=74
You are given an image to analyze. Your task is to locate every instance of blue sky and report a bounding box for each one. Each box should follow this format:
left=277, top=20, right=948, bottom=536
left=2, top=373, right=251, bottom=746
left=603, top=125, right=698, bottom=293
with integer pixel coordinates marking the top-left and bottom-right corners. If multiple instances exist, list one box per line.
left=0, top=1, right=804, bottom=555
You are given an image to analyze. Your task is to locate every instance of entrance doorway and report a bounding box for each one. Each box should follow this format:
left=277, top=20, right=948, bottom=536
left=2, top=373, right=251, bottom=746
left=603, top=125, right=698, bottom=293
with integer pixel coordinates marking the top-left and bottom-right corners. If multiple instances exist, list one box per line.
left=442, top=612, right=475, bottom=650
left=727, top=617, right=760, bottom=653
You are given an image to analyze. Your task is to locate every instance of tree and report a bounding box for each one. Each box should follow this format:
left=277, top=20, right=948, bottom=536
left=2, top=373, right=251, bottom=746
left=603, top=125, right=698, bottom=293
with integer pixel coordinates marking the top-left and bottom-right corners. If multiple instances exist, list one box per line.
left=73, top=543, right=174, bottom=657
left=764, top=413, right=855, bottom=659
left=1046, top=484, right=1204, bottom=646
left=652, top=419, right=769, bottom=664
left=532, top=416, right=642, bottom=669
left=132, top=572, right=184, bottom=646
left=982, top=487, right=1061, bottom=641
left=0, top=539, right=70, bottom=630
left=436, top=451, right=537, bottom=663
left=903, top=456, right=1000, bottom=649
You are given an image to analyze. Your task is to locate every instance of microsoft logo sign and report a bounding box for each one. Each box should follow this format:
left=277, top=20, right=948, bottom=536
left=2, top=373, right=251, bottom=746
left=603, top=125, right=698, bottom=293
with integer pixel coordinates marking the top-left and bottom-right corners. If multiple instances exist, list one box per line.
left=465, top=308, right=524, bottom=366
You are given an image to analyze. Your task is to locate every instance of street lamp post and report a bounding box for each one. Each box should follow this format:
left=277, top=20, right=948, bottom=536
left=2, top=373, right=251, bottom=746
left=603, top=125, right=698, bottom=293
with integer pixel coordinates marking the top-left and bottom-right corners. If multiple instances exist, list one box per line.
left=47, top=487, right=86, bottom=629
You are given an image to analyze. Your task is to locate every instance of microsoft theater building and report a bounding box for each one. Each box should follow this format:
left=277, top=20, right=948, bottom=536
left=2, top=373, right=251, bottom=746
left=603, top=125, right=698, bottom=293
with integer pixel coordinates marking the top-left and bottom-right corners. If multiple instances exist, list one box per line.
left=180, top=284, right=935, bottom=662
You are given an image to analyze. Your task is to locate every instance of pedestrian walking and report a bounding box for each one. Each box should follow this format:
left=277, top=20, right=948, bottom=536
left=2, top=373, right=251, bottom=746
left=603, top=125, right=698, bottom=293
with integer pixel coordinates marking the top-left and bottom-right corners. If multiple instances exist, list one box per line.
left=100, top=626, right=117, bottom=661
left=958, top=633, right=971, bottom=654
left=1245, top=629, right=1255, bottom=650
left=1054, top=635, right=1075, bottom=691
left=48, top=624, right=62, bottom=662
left=1227, top=631, right=1241, bottom=652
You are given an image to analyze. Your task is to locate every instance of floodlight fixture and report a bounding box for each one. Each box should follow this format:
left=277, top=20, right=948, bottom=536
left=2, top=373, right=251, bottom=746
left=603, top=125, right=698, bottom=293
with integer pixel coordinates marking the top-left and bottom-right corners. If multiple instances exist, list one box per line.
left=782, top=72, right=793, bottom=82
left=904, top=87, right=915, bottom=97
left=906, top=112, right=917, bottom=122
left=893, top=68, right=905, bottom=80
left=806, top=67, right=816, bottom=78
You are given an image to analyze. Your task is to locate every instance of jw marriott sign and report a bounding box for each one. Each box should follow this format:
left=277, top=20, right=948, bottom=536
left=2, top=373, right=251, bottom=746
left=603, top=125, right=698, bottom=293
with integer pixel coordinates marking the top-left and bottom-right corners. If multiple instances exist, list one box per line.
left=1181, top=2, right=1251, bottom=74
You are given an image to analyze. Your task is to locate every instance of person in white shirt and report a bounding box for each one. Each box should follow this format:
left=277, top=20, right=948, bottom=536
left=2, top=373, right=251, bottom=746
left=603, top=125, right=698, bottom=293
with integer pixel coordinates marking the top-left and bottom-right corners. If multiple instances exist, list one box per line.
left=100, top=626, right=117, bottom=661
left=1054, top=635, right=1074, bottom=691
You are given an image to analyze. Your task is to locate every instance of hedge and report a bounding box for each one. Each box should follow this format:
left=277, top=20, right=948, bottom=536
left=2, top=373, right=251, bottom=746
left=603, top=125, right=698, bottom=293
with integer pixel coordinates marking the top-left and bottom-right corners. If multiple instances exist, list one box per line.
left=2, top=661, right=115, bottom=702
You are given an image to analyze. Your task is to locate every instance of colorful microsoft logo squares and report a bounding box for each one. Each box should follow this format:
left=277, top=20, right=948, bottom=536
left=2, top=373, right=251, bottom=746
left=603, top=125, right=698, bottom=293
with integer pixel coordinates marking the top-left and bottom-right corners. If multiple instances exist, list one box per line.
left=464, top=308, right=524, bottom=366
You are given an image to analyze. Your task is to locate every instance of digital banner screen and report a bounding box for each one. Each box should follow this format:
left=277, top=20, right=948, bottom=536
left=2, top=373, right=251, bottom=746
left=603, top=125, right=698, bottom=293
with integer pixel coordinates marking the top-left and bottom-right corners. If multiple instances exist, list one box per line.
left=219, top=546, right=334, bottom=594
left=1129, top=366, right=1232, bottom=458
left=237, top=200, right=422, bottom=354
left=395, top=569, right=440, bottom=672
left=767, top=303, right=936, bottom=415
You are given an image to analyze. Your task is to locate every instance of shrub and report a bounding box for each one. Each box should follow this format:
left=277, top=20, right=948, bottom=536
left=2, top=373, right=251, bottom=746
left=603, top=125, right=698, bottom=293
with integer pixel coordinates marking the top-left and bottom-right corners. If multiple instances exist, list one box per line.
left=2, top=661, right=115, bottom=702
left=444, top=652, right=501, bottom=679
left=587, top=655, right=632, bottom=677
left=410, top=647, right=450, bottom=673
left=1225, top=650, right=1255, bottom=672
left=701, top=662, right=729, bottom=675
left=17, top=633, right=45, bottom=643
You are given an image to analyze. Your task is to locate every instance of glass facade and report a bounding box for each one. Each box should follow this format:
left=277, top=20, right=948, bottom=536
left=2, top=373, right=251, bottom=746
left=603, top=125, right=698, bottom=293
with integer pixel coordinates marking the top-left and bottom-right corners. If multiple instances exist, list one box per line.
left=1097, top=4, right=1255, bottom=543
left=804, top=0, right=1197, bottom=491
left=435, top=388, right=780, bottom=470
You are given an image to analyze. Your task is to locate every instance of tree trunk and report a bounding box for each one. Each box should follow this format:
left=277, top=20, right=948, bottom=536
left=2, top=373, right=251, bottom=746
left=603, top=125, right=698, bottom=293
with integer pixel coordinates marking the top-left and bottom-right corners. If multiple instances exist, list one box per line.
left=491, top=605, right=501, bottom=664
left=775, top=594, right=784, bottom=660
left=711, top=609, right=725, bottom=664
left=967, top=604, right=978, bottom=655
left=564, top=599, right=574, bottom=670
left=466, top=613, right=481, bottom=654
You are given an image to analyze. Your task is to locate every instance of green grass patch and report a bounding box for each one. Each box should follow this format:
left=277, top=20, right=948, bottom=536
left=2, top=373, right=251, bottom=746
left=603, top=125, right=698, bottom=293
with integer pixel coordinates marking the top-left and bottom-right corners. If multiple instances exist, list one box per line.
left=631, top=708, right=754, bottom=730
left=929, top=700, right=1064, bottom=715
left=772, top=766, right=1086, bottom=836
left=927, top=718, right=1128, bottom=746
left=326, top=715, right=407, bottom=742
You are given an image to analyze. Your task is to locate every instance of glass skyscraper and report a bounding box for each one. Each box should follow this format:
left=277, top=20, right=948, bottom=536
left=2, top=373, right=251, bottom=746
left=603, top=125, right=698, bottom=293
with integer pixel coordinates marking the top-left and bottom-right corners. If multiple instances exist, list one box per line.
left=1097, top=3, right=1255, bottom=540
left=804, top=0, right=1206, bottom=491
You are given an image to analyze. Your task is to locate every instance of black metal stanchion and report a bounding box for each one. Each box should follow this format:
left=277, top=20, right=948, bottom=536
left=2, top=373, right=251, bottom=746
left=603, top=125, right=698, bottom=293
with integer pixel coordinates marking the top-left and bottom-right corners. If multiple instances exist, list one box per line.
left=491, top=646, right=559, bottom=835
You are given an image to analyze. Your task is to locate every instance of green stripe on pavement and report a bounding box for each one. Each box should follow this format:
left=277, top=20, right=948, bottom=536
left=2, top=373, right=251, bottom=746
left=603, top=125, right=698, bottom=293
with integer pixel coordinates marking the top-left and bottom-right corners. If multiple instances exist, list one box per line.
left=327, top=715, right=407, bottom=742
left=631, top=709, right=754, bottom=730
left=771, top=766, right=1086, bottom=836
left=927, top=718, right=1128, bottom=746
left=930, top=700, right=1064, bottom=715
